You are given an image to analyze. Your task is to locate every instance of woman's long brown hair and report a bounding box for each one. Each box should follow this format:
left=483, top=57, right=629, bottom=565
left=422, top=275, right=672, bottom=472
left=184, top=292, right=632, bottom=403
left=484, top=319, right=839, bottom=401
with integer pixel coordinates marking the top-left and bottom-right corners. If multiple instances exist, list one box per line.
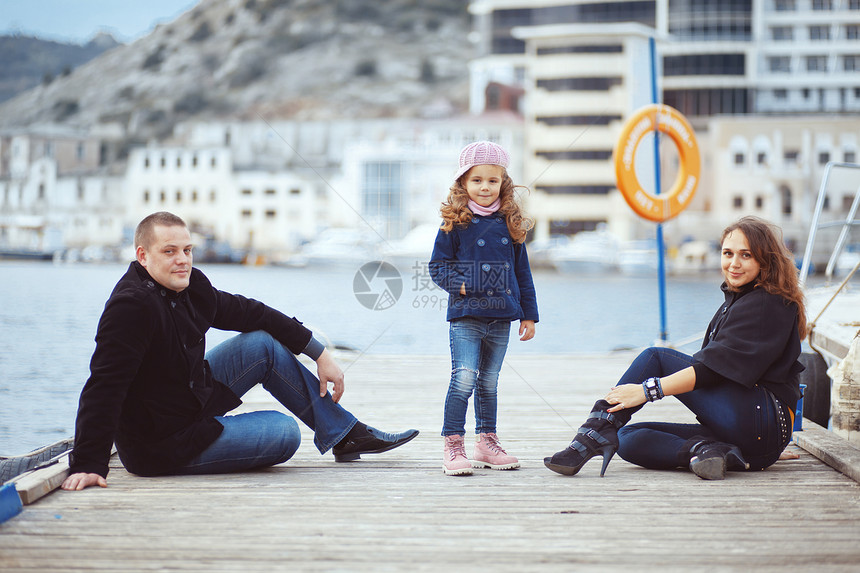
left=721, top=216, right=808, bottom=338
left=439, top=170, right=534, bottom=243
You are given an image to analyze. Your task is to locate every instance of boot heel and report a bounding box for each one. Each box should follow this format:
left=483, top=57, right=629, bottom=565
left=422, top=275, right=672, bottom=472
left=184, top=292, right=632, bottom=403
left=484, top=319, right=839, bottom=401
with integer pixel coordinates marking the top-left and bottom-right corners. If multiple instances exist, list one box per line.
left=599, top=447, right=617, bottom=477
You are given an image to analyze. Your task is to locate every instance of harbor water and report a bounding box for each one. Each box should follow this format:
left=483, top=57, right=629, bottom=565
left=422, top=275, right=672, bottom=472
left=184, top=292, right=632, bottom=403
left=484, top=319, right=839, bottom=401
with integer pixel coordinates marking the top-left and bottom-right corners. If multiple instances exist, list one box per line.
left=0, top=259, right=727, bottom=455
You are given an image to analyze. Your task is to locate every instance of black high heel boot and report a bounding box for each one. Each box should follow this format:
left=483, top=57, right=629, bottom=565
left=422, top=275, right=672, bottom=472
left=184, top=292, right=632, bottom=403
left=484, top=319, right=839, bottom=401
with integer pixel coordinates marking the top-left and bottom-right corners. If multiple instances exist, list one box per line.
left=544, top=400, right=630, bottom=477
left=684, top=438, right=749, bottom=480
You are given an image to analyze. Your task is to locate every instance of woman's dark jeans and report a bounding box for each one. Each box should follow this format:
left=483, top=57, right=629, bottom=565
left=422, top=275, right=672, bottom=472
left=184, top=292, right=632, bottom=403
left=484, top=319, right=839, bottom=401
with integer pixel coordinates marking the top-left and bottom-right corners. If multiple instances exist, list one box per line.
left=614, top=347, right=791, bottom=472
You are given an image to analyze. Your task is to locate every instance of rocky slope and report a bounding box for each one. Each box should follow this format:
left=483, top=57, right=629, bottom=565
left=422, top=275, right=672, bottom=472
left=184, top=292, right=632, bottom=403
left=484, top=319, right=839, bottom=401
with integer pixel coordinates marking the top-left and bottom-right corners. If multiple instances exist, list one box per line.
left=0, top=0, right=472, bottom=140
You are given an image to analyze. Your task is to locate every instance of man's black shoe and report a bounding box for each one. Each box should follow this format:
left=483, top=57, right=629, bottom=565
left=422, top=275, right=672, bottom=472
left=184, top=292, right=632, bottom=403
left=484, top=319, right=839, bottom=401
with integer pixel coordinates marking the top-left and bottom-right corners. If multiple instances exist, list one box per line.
left=333, top=425, right=419, bottom=462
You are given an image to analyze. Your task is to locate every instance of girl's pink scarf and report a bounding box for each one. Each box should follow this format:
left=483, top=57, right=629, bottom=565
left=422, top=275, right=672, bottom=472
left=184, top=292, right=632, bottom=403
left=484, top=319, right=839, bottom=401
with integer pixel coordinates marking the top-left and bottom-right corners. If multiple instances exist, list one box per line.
left=468, top=198, right=501, bottom=216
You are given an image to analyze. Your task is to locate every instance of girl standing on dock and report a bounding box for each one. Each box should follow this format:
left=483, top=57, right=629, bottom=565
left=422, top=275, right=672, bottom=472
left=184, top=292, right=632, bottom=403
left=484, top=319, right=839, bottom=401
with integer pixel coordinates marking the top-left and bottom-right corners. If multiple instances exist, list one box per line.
left=545, top=216, right=806, bottom=480
left=430, top=141, right=539, bottom=476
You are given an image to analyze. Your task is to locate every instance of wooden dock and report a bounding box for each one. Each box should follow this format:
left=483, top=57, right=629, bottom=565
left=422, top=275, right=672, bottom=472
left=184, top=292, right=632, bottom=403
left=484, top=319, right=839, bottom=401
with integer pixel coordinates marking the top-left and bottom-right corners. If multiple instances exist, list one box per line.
left=2, top=353, right=860, bottom=572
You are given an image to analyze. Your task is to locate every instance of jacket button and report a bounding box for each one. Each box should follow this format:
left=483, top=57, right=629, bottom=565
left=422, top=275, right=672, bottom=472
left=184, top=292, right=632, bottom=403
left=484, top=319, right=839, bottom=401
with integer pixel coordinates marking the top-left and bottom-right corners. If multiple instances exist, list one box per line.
left=506, top=289, right=512, bottom=294
left=471, top=217, right=479, bottom=224
left=477, top=239, right=485, bottom=247
left=504, top=263, right=510, bottom=269
left=487, top=289, right=494, bottom=295
left=161, top=290, right=166, bottom=296
left=501, top=237, right=509, bottom=245
left=482, top=263, right=490, bottom=271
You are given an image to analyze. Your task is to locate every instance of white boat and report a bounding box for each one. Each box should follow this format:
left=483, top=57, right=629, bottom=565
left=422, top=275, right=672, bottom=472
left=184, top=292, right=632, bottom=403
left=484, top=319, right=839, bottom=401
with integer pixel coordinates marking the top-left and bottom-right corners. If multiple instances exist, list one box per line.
left=799, top=161, right=860, bottom=444
left=379, top=224, right=439, bottom=271
left=547, top=228, right=620, bottom=274
left=672, top=240, right=721, bottom=274
left=286, top=228, right=381, bottom=268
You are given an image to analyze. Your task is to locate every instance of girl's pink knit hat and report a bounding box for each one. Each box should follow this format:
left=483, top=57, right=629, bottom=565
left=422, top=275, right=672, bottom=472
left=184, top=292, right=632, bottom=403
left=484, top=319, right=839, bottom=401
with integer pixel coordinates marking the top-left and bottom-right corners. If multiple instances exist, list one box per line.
left=453, top=141, right=510, bottom=183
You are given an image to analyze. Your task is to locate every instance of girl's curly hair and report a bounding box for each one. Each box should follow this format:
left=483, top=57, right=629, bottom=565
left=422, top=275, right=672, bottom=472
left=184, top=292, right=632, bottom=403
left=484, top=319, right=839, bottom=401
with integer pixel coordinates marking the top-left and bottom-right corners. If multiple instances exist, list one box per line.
left=439, top=170, right=534, bottom=243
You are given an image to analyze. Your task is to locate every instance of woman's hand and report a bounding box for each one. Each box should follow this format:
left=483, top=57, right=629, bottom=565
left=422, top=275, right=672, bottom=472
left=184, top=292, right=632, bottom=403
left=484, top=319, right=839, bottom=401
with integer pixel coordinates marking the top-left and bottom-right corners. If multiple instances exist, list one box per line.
left=61, top=472, right=107, bottom=491
left=605, top=384, right=646, bottom=413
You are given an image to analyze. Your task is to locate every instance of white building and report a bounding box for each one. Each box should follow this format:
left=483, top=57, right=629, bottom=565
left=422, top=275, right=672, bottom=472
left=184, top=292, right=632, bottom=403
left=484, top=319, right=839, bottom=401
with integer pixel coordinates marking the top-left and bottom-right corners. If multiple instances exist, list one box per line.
left=0, top=127, right=124, bottom=256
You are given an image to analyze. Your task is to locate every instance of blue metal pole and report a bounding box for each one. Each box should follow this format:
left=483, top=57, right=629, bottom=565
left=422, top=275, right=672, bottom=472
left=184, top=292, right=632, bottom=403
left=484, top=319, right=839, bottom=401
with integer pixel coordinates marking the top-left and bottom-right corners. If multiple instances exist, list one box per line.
left=650, top=36, right=668, bottom=342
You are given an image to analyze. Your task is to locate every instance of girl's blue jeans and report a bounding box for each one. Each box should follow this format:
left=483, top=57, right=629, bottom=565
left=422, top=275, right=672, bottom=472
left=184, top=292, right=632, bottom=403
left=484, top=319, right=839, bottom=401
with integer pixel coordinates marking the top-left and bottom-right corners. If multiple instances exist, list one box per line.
left=173, top=331, right=357, bottom=475
left=442, top=317, right=511, bottom=436
left=615, top=347, right=792, bottom=472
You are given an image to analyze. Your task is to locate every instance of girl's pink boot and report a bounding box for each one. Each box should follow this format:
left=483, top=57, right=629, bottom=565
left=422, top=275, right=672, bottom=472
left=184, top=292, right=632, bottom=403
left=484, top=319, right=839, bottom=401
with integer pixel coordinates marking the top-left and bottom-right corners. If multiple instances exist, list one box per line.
left=472, top=433, right=520, bottom=470
left=443, top=435, right=473, bottom=476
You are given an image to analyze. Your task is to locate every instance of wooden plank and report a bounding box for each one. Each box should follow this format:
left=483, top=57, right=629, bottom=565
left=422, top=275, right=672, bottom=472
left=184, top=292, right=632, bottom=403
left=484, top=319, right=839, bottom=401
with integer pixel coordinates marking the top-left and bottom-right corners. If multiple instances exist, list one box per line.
left=10, top=451, right=70, bottom=505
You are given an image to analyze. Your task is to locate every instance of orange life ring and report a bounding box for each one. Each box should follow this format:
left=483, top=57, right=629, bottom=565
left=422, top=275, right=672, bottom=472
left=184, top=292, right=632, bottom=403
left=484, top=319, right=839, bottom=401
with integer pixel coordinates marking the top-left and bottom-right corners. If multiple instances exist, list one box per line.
left=613, top=104, right=700, bottom=223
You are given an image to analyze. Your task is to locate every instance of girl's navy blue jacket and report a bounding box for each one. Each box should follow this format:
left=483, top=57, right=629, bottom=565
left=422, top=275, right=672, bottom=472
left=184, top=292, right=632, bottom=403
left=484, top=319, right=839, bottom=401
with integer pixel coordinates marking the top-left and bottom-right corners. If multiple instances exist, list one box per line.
left=693, top=282, right=804, bottom=408
left=429, top=214, right=539, bottom=323
left=69, top=262, right=313, bottom=478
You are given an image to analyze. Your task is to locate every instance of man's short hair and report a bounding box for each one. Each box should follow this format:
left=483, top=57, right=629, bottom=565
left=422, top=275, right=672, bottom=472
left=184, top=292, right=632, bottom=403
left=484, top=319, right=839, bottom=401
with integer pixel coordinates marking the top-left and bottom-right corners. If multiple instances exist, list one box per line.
left=134, top=212, right=187, bottom=249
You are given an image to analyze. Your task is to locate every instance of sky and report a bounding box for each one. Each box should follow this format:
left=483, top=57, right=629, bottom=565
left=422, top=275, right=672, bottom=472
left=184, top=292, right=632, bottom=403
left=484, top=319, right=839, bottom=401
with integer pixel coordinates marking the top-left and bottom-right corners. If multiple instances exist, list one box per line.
left=0, top=0, right=201, bottom=44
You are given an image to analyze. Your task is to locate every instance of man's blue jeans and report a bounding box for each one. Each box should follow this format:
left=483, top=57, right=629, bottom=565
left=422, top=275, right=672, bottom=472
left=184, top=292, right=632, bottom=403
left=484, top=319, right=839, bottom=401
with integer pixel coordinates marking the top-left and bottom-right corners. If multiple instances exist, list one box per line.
left=442, top=317, right=511, bottom=436
left=174, top=331, right=357, bottom=475
left=615, top=347, right=791, bottom=472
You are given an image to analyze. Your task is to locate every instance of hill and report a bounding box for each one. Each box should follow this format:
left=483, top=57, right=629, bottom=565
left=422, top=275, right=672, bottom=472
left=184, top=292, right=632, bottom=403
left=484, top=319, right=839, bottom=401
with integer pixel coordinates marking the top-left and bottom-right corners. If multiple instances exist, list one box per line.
left=0, top=33, right=121, bottom=104
left=0, top=0, right=472, bottom=140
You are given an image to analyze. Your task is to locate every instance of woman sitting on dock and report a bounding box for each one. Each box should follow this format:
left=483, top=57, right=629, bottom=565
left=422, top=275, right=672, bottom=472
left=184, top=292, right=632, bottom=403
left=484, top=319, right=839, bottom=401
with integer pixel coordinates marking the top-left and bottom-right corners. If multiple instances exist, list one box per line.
left=545, top=216, right=806, bottom=480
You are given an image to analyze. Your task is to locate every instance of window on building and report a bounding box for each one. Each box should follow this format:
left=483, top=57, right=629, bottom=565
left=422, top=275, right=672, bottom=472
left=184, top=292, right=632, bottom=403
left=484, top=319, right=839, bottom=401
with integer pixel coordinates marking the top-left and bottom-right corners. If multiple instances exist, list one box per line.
left=755, top=196, right=764, bottom=209
left=77, top=143, right=85, bottom=161
left=855, top=87, right=860, bottom=98
left=784, top=150, right=799, bottom=164
left=77, top=181, right=84, bottom=200
left=536, top=150, right=613, bottom=161
left=812, top=0, right=832, bottom=9
left=757, top=152, right=767, bottom=165
left=549, top=219, right=604, bottom=235
left=844, top=56, right=860, bottom=71
left=265, top=188, right=276, bottom=195
left=733, top=196, right=744, bottom=209
left=823, top=195, right=831, bottom=210
left=176, top=157, right=182, bottom=168
left=809, top=25, right=831, bottom=40
left=241, top=188, right=252, bottom=195
left=38, top=184, right=45, bottom=199
left=160, top=191, right=166, bottom=203
left=176, top=190, right=182, bottom=202
left=536, top=185, right=614, bottom=195
left=845, top=151, right=857, bottom=163
left=210, top=190, right=217, bottom=202
left=160, top=157, right=166, bottom=168
left=144, top=157, right=150, bottom=168
left=192, top=155, right=198, bottom=167
left=536, top=115, right=621, bottom=126
left=774, top=89, right=788, bottom=99
left=241, top=209, right=252, bottom=218
left=775, top=0, right=796, bottom=11
left=847, top=25, right=860, bottom=40
left=806, top=56, right=828, bottom=72
left=850, top=0, right=860, bottom=9
left=734, top=153, right=745, bottom=165
left=192, top=190, right=198, bottom=202
left=768, top=56, right=791, bottom=72
left=802, top=88, right=811, bottom=99
left=265, top=210, right=276, bottom=218
left=771, top=26, right=793, bottom=41
left=143, top=190, right=150, bottom=203
left=819, top=152, right=830, bottom=164
left=290, top=188, right=301, bottom=195
left=664, top=54, right=745, bottom=76
left=781, top=186, right=793, bottom=215
left=211, top=157, right=217, bottom=168
left=538, top=44, right=623, bottom=56
left=536, top=77, right=622, bottom=91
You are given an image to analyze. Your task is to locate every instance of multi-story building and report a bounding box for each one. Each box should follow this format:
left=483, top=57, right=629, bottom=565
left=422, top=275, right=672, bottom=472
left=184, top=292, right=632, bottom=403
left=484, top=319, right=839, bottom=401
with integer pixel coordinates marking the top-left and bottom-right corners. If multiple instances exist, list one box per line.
left=468, top=0, right=860, bottom=244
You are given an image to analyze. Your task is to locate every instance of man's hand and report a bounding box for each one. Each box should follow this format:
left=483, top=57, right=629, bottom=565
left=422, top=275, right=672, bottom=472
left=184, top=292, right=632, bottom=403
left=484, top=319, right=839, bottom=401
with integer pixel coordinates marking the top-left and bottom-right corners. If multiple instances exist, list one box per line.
left=316, top=348, right=345, bottom=403
left=61, top=472, right=107, bottom=491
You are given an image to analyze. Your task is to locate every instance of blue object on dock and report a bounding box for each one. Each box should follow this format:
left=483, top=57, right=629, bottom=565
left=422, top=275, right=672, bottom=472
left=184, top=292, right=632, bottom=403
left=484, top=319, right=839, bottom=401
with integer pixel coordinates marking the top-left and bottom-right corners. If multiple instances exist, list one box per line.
left=795, top=383, right=807, bottom=432
left=0, top=483, right=23, bottom=524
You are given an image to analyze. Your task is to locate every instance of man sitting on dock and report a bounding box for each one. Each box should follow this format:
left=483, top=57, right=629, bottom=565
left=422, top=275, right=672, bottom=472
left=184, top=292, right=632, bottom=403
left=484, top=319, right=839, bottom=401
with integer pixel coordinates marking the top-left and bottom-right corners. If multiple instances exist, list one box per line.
left=62, top=211, right=418, bottom=490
